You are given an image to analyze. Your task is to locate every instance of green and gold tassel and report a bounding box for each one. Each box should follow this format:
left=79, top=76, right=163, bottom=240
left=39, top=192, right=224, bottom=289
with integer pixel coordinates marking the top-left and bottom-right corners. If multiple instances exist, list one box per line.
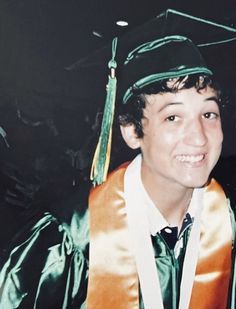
left=90, top=37, right=118, bottom=186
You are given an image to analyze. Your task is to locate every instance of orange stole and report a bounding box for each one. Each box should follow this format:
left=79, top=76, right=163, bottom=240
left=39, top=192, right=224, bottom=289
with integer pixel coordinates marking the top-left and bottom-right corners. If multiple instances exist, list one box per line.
left=87, top=164, right=232, bottom=309
left=189, top=179, right=232, bottom=309
left=87, top=163, right=139, bottom=309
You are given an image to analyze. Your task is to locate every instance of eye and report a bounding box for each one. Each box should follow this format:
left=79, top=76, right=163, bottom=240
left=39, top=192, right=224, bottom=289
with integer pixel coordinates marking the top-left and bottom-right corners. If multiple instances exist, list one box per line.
left=165, top=115, right=178, bottom=122
left=203, top=112, right=219, bottom=120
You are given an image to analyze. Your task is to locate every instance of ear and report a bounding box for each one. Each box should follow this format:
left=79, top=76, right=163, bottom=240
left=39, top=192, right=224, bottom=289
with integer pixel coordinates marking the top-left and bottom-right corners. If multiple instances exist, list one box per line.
left=120, top=124, right=141, bottom=149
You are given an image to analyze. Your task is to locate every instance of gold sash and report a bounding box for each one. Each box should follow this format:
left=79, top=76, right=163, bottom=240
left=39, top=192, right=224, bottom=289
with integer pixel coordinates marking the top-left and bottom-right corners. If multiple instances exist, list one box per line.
left=189, top=179, right=232, bottom=309
left=87, top=163, right=232, bottom=309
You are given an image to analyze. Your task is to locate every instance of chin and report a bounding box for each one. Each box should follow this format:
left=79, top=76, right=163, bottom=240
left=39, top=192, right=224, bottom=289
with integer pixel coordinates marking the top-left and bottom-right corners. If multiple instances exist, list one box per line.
left=181, top=174, right=210, bottom=189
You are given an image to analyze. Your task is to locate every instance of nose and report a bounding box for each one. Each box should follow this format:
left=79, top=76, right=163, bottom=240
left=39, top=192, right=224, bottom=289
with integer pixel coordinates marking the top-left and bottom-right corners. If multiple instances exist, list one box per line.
left=184, top=118, right=207, bottom=147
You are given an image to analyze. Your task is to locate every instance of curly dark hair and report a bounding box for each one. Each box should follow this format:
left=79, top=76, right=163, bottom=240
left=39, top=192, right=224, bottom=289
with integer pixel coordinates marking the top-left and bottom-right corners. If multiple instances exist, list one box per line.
left=117, top=74, right=222, bottom=138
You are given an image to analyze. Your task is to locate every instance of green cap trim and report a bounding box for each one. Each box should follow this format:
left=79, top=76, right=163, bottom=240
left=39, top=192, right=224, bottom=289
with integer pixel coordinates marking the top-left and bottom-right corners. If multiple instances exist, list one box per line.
left=123, top=66, right=212, bottom=103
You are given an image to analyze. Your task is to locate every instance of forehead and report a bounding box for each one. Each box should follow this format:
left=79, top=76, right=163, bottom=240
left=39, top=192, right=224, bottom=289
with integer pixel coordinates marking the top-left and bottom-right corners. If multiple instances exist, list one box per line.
left=144, top=86, right=219, bottom=108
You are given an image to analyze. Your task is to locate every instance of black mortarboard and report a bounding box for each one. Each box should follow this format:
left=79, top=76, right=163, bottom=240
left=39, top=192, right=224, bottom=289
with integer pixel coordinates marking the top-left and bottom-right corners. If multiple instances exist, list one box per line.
left=74, top=9, right=236, bottom=185
left=120, top=35, right=212, bottom=104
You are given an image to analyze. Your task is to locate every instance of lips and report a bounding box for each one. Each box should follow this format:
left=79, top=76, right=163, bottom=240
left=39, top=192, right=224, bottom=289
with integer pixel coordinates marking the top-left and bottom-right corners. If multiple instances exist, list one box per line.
left=175, top=154, right=205, bottom=163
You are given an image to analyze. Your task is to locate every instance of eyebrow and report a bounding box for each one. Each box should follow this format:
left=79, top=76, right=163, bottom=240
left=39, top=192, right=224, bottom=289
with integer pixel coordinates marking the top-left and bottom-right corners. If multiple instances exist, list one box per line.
left=158, top=102, right=182, bottom=112
left=205, top=96, right=220, bottom=104
left=158, top=95, right=220, bottom=113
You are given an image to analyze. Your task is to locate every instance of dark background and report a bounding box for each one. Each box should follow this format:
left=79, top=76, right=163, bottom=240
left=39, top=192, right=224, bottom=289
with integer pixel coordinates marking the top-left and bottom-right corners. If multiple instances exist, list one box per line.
left=0, top=0, right=236, bottom=212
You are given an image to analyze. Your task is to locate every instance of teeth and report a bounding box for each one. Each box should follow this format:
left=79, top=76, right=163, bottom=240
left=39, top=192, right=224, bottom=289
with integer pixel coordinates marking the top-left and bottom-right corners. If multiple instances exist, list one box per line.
left=176, top=154, right=204, bottom=163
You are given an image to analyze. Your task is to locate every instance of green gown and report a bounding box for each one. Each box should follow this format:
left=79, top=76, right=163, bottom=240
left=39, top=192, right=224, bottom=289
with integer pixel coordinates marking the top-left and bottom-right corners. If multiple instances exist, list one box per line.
left=0, top=178, right=236, bottom=308
left=0, top=208, right=89, bottom=309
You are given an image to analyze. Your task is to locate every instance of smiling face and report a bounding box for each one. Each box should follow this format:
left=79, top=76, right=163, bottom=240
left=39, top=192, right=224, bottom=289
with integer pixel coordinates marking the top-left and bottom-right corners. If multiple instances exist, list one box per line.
left=121, top=86, right=223, bottom=191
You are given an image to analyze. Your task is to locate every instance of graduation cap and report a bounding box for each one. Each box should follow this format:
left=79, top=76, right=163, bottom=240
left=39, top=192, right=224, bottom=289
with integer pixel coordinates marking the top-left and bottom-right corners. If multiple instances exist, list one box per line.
left=69, top=9, right=236, bottom=185
left=68, top=9, right=236, bottom=77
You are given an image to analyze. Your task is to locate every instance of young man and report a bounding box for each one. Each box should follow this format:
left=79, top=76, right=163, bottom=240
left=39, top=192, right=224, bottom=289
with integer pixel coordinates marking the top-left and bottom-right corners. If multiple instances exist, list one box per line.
left=87, top=35, right=236, bottom=308
left=1, top=11, right=235, bottom=309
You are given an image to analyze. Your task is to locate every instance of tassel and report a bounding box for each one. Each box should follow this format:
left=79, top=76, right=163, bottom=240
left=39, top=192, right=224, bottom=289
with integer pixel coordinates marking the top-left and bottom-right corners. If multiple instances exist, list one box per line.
left=90, top=37, right=118, bottom=186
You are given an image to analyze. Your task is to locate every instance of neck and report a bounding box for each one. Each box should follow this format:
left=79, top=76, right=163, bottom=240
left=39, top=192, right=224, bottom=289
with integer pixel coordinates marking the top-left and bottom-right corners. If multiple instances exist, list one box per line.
left=141, top=171, right=193, bottom=228
left=157, top=189, right=192, bottom=228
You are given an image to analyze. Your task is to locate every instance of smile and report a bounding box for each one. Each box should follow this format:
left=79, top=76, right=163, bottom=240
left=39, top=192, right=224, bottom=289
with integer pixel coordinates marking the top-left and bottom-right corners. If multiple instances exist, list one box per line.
left=175, top=154, right=205, bottom=163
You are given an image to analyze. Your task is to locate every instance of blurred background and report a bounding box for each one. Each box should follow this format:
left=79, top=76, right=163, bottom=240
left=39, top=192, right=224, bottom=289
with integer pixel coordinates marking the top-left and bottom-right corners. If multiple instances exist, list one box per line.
left=0, top=0, right=235, bottom=217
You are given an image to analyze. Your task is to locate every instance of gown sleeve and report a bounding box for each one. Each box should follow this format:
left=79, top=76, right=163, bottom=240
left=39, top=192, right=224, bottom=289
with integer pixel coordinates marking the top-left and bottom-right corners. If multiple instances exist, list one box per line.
left=0, top=209, right=89, bottom=309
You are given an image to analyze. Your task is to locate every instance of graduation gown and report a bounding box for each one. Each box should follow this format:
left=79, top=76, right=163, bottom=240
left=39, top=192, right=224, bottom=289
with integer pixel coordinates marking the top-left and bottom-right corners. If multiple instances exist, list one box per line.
left=0, top=208, right=89, bottom=309
left=1, top=160, right=236, bottom=308
left=0, top=172, right=90, bottom=309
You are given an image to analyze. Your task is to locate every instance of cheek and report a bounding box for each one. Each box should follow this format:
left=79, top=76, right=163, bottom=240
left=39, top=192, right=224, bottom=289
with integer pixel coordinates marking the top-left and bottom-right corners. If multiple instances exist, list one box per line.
left=219, top=127, right=224, bottom=143
left=143, top=122, right=180, bottom=152
left=208, top=128, right=223, bottom=162
left=147, top=132, right=177, bottom=159
left=212, top=126, right=224, bottom=145
left=158, top=130, right=180, bottom=146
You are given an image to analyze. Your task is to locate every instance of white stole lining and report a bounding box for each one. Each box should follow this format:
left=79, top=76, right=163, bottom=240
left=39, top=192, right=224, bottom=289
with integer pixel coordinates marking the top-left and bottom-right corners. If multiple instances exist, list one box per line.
left=124, top=154, right=204, bottom=309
